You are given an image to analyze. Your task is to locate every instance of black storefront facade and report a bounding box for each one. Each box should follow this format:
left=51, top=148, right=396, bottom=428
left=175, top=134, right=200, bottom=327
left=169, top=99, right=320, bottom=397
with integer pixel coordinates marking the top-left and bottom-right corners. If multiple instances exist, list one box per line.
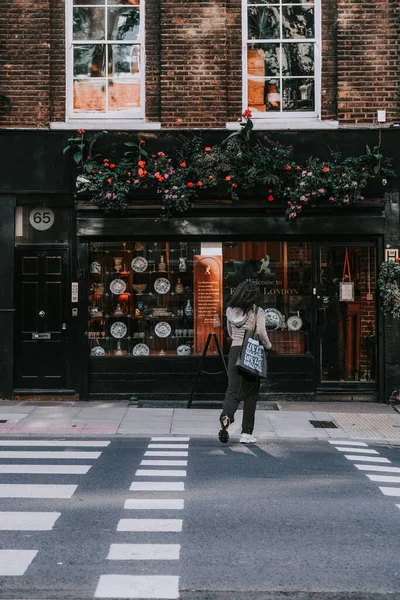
left=1, top=128, right=399, bottom=404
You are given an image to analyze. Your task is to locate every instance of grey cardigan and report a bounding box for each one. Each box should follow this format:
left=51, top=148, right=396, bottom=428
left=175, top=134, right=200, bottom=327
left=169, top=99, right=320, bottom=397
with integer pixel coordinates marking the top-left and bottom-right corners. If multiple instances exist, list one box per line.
left=226, top=305, right=272, bottom=350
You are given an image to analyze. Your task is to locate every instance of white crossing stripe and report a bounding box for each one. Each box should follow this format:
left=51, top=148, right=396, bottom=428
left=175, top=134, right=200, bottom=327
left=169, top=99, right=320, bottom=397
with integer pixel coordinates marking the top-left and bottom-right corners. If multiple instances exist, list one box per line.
left=148, top=444, right=189, bottom=449
left=0, top=512, right=60, bottom=530
left=145, top=451, right=188, bottom=457
left=344, top=455, right=390, bottom=463
left=135, top=469, right=187, bottom=477
left=0, top=549, right=38, bottom=575
left=0, top=465, right=91, bottom=474
left=0, top=451, right=101, bottom=459
left=95, top=575, right=179, bottom=598
left=0, top=440, right=110, bottom=447
left=107, top=544, right=180, bottom=561
left=379, top=487, right=400, bottom=497
left=0, top=484, right=77, bottom=498
left=336, top=448, right=378, bottom=454
left=328, top=441, right=368, bottom=446
left=396, top=504, right=400, bottom=511
left=140, top=460, right=187, bottom=467
left=117, top=519, right=183, bottom=532
left=151, top=437, right=190, bottom=442
left=367, top=474, right=400, bottom=483
left=124, top=499, right=184, bottom=510
left=354, top=464, right=400, bottom=473
left=130, top=482, right=184, bottom=492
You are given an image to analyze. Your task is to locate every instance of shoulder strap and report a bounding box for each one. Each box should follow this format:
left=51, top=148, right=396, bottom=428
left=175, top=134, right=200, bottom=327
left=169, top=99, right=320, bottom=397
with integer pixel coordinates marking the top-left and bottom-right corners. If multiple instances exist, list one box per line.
left=252, top=307, right=259, bottom=335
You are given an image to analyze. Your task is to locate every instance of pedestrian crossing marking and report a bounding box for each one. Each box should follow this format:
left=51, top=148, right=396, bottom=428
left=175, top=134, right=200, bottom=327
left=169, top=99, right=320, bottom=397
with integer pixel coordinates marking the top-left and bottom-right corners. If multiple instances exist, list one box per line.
left=0, top=440, right=110, bottom=447
left=0, top=484, right=77, bottom=498
left=135, top=469, right=187, bottom=477
left=140, top=460, right=187, bottom=467
left=130, top=482, right=184, bottom=492
left=145, top=451, right=188, bottom=457
left=148, top=444, right=189, bottom=449
left=124, top=499, right=184, bottom=510
left=354, top=464, right=400, bottom=473
left=151, top=437, right=190, bottom=442
left=328, top=441, right=368, bottom=446
left=117, top=519, right=183, bottom=532
left=0, top=464, right=91, bottom=474
left=379, top=487, right=400, bottom=497
left=107, top=544, right=180, bottom=561
left=95, top=574, right=179, bottom=598
left=344, top=455, right=390, bottom=463
left=0, top=511, right=60, bottom=530
left=0, top=549, right=38, bottom=576
left=336, top=447, right=379, bottom=454
left=0, top=451, right=101, bottom=459
left=367, top=474, right=400, bottom=483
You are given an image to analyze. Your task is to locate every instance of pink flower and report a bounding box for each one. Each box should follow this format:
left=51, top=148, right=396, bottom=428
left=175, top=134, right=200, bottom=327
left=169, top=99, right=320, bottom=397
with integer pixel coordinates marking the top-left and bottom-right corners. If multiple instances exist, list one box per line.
left=307, top=172, right=313, bottom=176
left=352, top=181, right=358, bottom=186
left=164, top=174, right=169, bottom=179
left=106, top=193, right=112, bottom=199
left=311, top=191, right=316, bottom=196
left=300, top=195, right=307, bottom=201
left=329, top=196, right=335, bottom=202
left=318, top=188, right=325, bottom=194
left=302, top=170, right=307, bottom=177
left=300, top=182, right=305, bottom=186
left=343, top=198, right=350, bottom=204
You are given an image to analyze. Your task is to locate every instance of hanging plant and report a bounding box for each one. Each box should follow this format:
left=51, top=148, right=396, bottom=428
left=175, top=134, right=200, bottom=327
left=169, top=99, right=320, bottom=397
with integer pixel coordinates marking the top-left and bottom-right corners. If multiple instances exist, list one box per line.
left=378, top=260, right=400, bottom=318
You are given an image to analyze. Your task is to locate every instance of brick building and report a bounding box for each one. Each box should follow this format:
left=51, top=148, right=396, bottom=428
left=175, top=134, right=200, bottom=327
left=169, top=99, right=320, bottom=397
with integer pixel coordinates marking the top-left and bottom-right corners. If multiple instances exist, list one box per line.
left=0, top=0, right=399, bottom=402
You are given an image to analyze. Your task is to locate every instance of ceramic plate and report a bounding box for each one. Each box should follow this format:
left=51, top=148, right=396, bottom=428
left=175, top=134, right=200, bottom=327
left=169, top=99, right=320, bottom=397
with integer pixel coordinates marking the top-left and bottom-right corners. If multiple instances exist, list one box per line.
left=155, top=321, right=171, bottom=338
left=264, top=308, right=283, bottom=331
left=109, top=279, right=126, bottom=295
left=177, top=344, right=191, bottom=356
left=154, top=277, right=171, bottom=294
left=287, top=314, right=303, bottom=331
left=133, top=343, right=150, bottom=356
left=90, top=261, right=101, bottom=274
left=110, top=321, right=128, bottom=339
left=131, top=256, right=148, bottom=273
left=90, top=345, right=105, bottom=356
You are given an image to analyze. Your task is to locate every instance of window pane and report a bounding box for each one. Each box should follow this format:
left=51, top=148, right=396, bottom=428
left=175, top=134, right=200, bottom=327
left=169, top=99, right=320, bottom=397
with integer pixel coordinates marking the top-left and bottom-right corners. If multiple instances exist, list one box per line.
left=248, top=78, right=281, bottom=112
left=74, top=0, right=103, bottom=5
left=248, top=44, right=280, bottom=77
left=74, top=45, right=106, bottom=77
left=248, top=7, right=280, bottom=40
left=282, top=42, right=314, bottom=76
left=73, top=80, right=106, bottom=112
left=73, top=8, right=105, bottom=40
left=108, top=80, right=140, bottom=110
left=248, top=0, right=278, bottom=4
left=282, top=78, right=314, bottom=111
left=108, top=7, right=140, bottom=41
left=108, top=0, right=140, bottom=4
left=282, top=6, right=314, bottom=39
left=109, top=44, right=140, bottom=76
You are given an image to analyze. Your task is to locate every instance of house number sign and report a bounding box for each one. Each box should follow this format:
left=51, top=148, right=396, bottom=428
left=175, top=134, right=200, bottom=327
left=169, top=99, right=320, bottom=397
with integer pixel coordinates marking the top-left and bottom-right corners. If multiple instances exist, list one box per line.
left=29, top=207, right=55, bottom=231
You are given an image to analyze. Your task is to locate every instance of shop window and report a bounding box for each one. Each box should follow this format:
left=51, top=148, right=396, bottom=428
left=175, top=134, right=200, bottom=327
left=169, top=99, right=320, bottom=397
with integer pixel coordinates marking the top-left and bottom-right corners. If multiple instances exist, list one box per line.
left=223, top=241, right=312, bottom=355
left=244, top=0, right=320, bottom=117
left=69, top=0, right=143, bottom=119
left=15, top=206, right=70, bottom=245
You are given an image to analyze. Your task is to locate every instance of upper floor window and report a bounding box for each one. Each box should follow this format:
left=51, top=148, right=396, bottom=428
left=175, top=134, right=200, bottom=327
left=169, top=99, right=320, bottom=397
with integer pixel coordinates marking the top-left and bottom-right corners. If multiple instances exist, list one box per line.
left=69, top=0, right=144, bottom=119
left=244, top=0, right=320, bottom=118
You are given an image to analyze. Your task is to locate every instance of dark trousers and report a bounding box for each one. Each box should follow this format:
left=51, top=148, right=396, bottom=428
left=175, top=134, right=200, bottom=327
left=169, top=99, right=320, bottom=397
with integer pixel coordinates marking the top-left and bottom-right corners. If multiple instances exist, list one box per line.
left=220, top=345, right=260, bottom=434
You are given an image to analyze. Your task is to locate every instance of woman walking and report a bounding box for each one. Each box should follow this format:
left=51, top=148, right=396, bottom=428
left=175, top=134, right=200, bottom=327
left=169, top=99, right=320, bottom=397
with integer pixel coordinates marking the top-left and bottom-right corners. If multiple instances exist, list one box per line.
left=219, top=280, right=272, bottom=444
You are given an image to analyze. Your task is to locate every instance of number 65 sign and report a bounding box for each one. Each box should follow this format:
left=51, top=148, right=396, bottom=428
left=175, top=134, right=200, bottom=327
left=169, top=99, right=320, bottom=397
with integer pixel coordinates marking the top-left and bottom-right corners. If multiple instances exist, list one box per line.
left=29, top=207, right=55, bottom=231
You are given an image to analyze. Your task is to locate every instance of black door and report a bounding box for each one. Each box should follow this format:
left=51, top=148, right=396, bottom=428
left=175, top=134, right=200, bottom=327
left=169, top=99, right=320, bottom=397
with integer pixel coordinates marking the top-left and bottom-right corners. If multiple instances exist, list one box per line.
left=15, top=248, right=70, bottom=391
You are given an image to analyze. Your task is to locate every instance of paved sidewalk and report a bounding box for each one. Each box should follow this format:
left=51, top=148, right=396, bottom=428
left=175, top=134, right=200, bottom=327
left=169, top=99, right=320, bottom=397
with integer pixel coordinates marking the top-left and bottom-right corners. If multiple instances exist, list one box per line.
left=0, top=400, right=399, bottom=442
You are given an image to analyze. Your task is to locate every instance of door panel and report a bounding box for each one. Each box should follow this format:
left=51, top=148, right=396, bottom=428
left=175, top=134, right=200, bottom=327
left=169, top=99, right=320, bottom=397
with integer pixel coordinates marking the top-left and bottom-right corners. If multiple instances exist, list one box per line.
left=15, top=249, right=69, bottom=390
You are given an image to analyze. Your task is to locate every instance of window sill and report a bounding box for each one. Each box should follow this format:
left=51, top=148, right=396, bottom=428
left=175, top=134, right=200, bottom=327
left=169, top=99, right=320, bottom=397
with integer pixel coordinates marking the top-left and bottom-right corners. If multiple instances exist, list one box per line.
left=226, top=119, right=339, bottom=131
left=50, top=121, right=161, bottom=131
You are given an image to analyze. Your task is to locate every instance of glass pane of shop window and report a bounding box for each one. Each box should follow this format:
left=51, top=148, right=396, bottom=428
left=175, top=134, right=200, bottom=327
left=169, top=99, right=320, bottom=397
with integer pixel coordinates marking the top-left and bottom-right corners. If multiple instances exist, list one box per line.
left=248, top=7, right=280, bottom=40
left=248, top=44, right=280, bottom=77
left=248, top=77, right=281, bottom=112
left=108, top=0, right=140, bottom=5
left=247, top=0, right=278, bottom=5
left=74, top=0, right=104, bottom=5
left=282, top=6, right=314, bottom=39
left=108, top=7, right=140, bottom=41
left=282, top=42, right=314, bottom=76
left=73, top=45, right=106, bottom=77
left=108, top=44, right=140, bottom=76
left=108, top=80, right=140, bottom=110
left=73, top=8, right=105, bottom=40
left=282, top=78, right=314, bottom=111
left=73, top=79, right=106, bottom=112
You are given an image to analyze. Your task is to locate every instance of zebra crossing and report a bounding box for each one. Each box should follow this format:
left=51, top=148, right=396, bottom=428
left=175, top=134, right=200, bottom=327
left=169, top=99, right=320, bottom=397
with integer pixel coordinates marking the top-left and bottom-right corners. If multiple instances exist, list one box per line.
left=0, top=438, right=109, bottom=578
left=95, top=436, right=189, bottom=600
left=329, top=439, right=400, bottom=507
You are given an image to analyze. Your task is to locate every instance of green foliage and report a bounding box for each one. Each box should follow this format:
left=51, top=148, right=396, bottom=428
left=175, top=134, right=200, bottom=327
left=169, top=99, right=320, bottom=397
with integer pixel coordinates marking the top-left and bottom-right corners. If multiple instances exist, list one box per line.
left=378, top=261, right=400, bottom=319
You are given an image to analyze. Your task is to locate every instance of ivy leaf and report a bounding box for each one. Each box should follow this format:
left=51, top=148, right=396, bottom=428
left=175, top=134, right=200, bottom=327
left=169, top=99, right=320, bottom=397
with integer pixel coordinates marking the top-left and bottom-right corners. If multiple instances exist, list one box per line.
left=125, top=142, right=138, bottom=147
left=63, top=145, right=71, bottom=154
left=73, top=151, right=83, bottom=165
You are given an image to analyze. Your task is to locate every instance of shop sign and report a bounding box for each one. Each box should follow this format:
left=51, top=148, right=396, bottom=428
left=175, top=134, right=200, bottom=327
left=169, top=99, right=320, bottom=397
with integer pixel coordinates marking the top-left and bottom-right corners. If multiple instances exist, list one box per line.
left=194, top=256, right=223, bottom=354
left=29, top=207, right=55, bottom=231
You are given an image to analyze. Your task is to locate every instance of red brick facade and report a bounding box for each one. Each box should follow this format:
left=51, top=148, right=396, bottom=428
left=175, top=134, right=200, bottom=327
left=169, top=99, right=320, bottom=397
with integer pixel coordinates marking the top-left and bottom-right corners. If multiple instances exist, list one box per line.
left=0, top=0, right=399, bottom=128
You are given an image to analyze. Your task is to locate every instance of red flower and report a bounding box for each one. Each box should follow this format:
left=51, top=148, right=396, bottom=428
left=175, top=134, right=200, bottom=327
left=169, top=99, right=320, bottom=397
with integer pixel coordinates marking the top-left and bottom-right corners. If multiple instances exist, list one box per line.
left=103, top=158, right=109, bottom=164
left=126, top=180, right=131, bottom=184
left=107, top=178, right=112, bottom=184
left=197, top=181, right=203, bottom=186
left=285, top=165, right=292, bottom=171
left=322, top=167, right=330, bottom=173
left=209, top=175, right=214, bottom=179
left=242, top=109, right=252, bottom=119
left=204, top=147, right=211, bottom=152
left=138, top=160, right=146, bottom=168
left=110, top=163, right=116, bottom=169
left=77, top=129, right=85, bottom=135
left=232, top=183, right=238, bottom=188
left=187, top=182, right=194, bottom=188
left=396, top=257, right=400, bottom=263
left=134, top=179, right=139, bottom=184
left=267, top=194, right=274, bottom=202
left=139, top=139, right=146, bottom=144
left=180, top=162, right=187, bottom=168
left=225, top=176, right=232, bottom=181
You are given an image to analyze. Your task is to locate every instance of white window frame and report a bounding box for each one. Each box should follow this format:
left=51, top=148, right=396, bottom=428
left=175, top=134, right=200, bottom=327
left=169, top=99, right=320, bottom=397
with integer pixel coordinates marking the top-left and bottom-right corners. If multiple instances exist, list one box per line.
left=66, top=0, right=145, bottom=121
left=242, top=0, right=321, bottom=120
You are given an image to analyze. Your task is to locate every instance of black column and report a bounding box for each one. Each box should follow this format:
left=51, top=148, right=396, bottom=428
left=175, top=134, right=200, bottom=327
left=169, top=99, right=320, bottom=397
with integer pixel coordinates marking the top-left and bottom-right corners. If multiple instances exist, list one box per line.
left=0, top=196, right=15, bottom=399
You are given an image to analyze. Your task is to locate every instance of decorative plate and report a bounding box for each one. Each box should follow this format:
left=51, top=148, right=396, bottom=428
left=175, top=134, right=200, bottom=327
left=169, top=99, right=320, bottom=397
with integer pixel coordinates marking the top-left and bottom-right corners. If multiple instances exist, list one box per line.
left=155, top=321, right=171, bottom=338
left=177, top=344, right=191, bottom=356
left=109, top=279, right=126, bottom=295
left=154, top=277, right=171, bottom=295
left=264, top=308, right=283, bottom=331
left=131, top=256, right=148, bottom=273
left=90, top=345, right=105, bottom=356
left=110, top=321, right=128, bottom=339
left=90, top=261, right=101, bottom=274
left=133, top=343, right=150, bottom=356
left=287, top=314, right=303, bottom=331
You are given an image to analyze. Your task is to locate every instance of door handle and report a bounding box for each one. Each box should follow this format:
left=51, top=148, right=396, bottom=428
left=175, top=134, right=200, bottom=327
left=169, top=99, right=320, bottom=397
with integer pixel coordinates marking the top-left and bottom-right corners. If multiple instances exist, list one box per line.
left=39, top=310, right=45, bottom=318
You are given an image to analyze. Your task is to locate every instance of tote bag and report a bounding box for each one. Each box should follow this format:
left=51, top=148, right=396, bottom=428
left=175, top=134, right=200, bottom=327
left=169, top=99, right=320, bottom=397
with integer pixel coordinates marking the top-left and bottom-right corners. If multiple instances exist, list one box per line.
left=235, top=308, right=267, bottom=379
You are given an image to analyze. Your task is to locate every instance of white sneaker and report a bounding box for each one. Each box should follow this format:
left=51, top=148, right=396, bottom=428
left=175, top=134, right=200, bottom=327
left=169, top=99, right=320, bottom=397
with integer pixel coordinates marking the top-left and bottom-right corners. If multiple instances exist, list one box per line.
left=240, top=433, right=257, bottom=444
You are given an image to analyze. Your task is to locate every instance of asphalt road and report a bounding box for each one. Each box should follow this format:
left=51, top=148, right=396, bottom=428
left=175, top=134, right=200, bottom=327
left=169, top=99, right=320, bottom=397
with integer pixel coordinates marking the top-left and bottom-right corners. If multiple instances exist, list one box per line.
left=0, top=437, right=399, bottom=600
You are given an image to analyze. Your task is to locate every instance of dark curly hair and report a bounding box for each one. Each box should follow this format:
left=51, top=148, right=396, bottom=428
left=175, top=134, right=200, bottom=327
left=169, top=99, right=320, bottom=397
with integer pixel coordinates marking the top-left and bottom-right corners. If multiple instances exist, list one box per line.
left=227, top=280, right=261, bottom=314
